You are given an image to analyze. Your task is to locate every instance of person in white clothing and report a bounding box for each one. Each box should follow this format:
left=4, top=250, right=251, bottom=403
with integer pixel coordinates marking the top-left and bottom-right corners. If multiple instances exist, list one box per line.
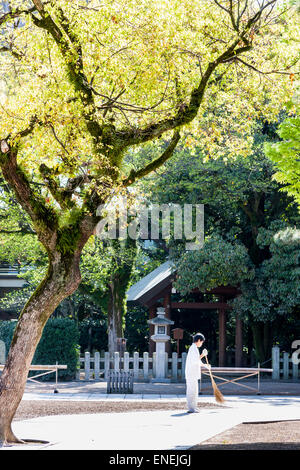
left=185, top=333, right=211, bottom=413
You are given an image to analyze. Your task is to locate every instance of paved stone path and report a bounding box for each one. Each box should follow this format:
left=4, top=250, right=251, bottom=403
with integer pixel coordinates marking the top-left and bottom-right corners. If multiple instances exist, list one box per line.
left=1, top=379, right=300, bottom=450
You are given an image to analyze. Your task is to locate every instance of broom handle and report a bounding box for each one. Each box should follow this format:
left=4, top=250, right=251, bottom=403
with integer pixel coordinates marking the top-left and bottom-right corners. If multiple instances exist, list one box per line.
left=204, top=354, right=224, bottom=403
left=204, top=354, right=213, bottom=381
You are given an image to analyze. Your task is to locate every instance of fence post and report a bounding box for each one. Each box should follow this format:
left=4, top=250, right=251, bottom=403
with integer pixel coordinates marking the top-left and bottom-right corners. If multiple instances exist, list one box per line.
left=77, top=359, right=81, bottom=381
left=124, top=352, right=129, bottom=372
left=283, top=352, right=289, bottom=380
left=85, top=351, right=90, bottom=381
left=292, top=358, right=298, bottom=381
left=143, top=352, right=149, bottom=381
left=114, top=352, right=120, bottom=371
left=0, top=340, right=5, bottom=364
left=165, top=352, right=168, bottom=377
left=104, top=352, right=110, bottom=380
left=272, top=346, right=280, bottom=380
left=181, top=352, right=187, bottom=380
left=133, top=352, right=139, bottom=380
left=153, top=353, right=156, bottom=378
left=94, top=351, right=100, bottom=380
left=172, top=352, right=178, bottom=381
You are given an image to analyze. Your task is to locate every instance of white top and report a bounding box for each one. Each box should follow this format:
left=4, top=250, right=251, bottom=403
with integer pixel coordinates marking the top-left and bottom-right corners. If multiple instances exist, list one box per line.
left=185, top=343, right=205, bottom=380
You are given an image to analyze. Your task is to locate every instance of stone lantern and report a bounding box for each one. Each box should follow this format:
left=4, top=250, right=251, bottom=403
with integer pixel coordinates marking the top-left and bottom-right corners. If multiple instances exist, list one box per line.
left=148, top=306, right=174, bottom=382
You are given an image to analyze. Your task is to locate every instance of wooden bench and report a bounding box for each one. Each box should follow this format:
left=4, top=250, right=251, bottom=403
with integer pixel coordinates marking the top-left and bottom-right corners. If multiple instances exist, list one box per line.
left=200, top=366, right=273, bottom=394
left=107, top=370, right=134, bottom=394
left=0, top=363, right=67, bottom=393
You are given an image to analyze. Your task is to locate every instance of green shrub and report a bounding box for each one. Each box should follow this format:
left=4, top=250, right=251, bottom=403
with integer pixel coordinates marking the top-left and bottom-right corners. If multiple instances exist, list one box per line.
left=78, top=317, right=108, bottom=353
left=0, top=321, right=15, bottom=355
left=0, top=318, right=80, bottom=381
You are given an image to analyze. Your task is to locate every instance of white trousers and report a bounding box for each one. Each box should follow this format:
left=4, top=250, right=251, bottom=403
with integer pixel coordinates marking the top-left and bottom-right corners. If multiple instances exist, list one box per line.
left=186, top=379, right=199, bottom=412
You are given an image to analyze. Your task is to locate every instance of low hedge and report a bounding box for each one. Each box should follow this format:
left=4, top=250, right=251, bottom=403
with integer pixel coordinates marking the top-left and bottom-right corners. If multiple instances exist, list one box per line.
left=0, top=317, right=80, bottom=381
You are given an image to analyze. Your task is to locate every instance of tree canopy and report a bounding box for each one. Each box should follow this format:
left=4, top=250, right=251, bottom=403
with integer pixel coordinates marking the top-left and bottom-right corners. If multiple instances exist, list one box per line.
left=0, top=0, right=299, bottom=443
left=0, top=0, right=298, bottom=260
left=1, top=1, right=298, bottom=162
left=137, top=120, right=300, bottom=362
left=265, top=113, right=300, bottom=206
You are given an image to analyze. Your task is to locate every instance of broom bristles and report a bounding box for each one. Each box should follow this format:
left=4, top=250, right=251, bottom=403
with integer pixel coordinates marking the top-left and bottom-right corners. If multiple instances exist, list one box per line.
left=204, top=355, right=225, bottom=404
left=211, top=378, right=225, bottom=404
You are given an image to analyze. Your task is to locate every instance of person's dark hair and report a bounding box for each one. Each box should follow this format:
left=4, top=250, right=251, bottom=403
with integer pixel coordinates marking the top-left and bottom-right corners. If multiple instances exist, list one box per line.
left=193, top=333, right=205, bottom=343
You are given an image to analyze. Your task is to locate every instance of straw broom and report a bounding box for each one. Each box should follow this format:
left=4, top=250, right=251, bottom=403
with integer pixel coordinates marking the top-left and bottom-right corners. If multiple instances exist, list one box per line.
left=204, top=355, right=225, bottom=404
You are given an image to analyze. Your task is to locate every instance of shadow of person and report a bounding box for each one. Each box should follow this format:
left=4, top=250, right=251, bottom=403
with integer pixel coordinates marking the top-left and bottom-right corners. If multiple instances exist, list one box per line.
left=171, top=412, right=193, bottom=417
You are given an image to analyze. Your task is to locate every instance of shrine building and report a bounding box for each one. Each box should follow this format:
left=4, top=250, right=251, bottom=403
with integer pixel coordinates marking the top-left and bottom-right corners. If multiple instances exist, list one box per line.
left=126, top=260, right=243, bottom=367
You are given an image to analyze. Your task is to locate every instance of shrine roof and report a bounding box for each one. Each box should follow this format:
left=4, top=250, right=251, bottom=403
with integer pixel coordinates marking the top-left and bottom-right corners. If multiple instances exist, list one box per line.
left=126, top=260, right=175, bottom=306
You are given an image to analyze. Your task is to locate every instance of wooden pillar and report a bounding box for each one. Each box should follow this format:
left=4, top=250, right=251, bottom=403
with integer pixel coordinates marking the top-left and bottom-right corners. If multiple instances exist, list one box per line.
left=235, top=314, right=243, bottom=367
left=218, top=308, right=226, bottom=367
left=149, top=305, right=156, bottom=356
left=163, top=288, right=172, bottom=355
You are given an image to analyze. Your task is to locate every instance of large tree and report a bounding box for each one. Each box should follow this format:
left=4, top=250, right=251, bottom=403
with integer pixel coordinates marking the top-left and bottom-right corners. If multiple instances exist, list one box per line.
left=0, top=0, right=298, bottom=443
left=0, top=195, right=138, bottom=356
left=0, top=172, right=139, bottom=355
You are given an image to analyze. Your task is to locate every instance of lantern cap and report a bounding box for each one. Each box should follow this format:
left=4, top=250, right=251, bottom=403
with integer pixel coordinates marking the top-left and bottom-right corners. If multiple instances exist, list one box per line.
left=147, top=306, right=174, bottom=325
left=148, top=316, right=174, bottom=325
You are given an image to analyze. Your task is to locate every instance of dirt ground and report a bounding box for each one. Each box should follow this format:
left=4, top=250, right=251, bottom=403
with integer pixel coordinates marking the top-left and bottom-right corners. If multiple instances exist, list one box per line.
left=14, top=399, right=218, bottom=421
left=14, top=400, right=300, bottom=450
left=191, top=420, right=300, bottom=450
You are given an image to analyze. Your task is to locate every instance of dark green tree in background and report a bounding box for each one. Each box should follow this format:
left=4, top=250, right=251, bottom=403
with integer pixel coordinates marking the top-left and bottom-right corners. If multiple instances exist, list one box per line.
left=140, top=121, right=300, bottom=363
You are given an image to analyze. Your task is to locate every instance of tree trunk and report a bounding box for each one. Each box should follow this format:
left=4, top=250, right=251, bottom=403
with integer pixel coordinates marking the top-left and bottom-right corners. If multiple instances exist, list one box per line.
left=0, top=254, right=81, bottom=444
left=106, top=238, right=137, bottom=357
left=107, top=278, right=124, bottom=357
left=251, top=321, right=273, bottom=365
left=263, top=321, right=273, bottom=363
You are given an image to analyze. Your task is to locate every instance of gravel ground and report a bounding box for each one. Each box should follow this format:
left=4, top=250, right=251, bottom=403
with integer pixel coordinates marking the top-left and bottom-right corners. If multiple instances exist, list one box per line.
left=191, top=420, right=300, bottom=450
left=14, top=400, right=219, bottom=421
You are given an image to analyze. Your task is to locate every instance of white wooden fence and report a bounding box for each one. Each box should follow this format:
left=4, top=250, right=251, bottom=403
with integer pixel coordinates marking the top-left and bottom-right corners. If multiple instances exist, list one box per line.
left=272, top=346, right=300, bottom=381
left=77, top=351, right=187, bottom=382
left=78, top=347, right=300, bottom=382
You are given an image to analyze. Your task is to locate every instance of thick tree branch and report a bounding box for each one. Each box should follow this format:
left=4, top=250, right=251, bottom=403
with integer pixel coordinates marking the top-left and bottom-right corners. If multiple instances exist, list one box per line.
left=234, top=56, right=300, bottom=75
left=0, top=46, right=23, bottom=60
left=0, top=4, right=36, bottom=27
left=0, top=124, right=59, bottom=248
left=39, top=164, right=74, bottom=210
left=116, top=1, right=281, bottom=150
left=30, top=1, right=103, bottom=146
left=28, top=0, right=277, bottom=155
left=122, top=130, right=181, bottom=187
left=39, top=164, right=94, bottom=211
left=113, top=1, right=279, bottom=150
left=117, top=42, right=251, bottom=148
